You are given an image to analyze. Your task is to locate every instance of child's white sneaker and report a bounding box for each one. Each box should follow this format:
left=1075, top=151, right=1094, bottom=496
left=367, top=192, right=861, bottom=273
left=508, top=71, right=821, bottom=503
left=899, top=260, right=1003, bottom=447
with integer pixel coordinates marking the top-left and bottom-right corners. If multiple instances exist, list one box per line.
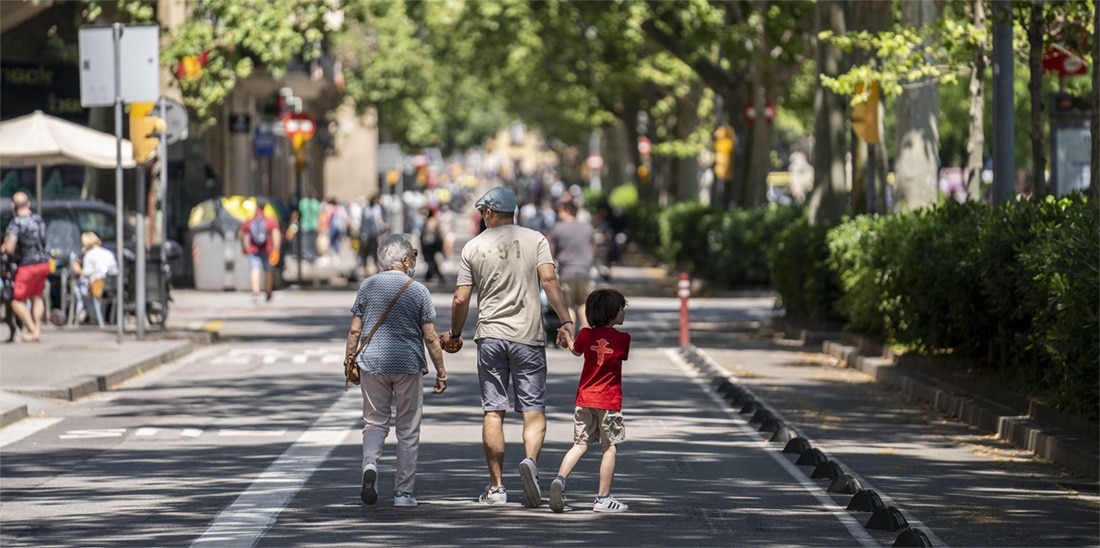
left=592, top=495, right=628, bottom=513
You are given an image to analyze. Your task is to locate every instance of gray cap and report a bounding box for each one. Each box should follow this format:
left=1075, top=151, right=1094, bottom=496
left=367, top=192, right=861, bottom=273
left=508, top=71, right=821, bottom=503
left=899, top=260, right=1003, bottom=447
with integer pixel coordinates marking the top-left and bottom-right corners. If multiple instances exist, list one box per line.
left=475, top=187, right=517, bottom=213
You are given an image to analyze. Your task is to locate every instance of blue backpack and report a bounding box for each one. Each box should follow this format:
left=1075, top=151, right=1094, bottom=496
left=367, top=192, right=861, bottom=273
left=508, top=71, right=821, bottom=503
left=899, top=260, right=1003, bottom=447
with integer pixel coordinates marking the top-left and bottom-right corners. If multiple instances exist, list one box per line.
left=249, top=215, right=268, bottom=246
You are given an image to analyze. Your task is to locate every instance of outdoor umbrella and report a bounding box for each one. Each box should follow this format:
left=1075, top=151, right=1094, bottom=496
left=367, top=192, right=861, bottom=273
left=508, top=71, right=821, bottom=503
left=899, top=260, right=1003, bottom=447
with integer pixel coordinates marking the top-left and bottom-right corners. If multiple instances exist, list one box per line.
left=0, top=110, right=136, bottom=209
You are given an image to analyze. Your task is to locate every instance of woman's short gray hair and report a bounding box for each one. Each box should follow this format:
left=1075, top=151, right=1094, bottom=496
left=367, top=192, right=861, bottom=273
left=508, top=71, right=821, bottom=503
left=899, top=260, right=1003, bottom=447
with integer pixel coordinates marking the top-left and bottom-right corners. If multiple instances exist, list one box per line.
left=377, top=234, right=414, bottom=270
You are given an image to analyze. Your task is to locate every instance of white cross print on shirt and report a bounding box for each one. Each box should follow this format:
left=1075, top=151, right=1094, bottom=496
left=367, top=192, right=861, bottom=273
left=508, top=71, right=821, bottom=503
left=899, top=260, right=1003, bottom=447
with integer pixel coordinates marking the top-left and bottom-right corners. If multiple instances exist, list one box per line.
left=591, top=339, right=614, bottom=366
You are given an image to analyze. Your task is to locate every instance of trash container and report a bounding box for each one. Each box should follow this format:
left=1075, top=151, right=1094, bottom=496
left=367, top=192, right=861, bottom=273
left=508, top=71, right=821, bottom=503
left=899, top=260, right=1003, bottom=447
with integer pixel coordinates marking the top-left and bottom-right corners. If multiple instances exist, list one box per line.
left=189, top=200, right=248, bottom=291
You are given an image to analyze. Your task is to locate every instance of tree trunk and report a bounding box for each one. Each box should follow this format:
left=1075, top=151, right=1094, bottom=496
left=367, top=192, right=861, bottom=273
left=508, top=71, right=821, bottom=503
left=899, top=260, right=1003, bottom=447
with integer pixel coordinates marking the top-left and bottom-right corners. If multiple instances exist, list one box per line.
left=1027, top=0, right=1047, bottom=198
left=966, top=0, right=988, bottom=201
left=893, top=0, right=941, bottom=212
left=808, top=0, right=850, bottom=226
left=1092, top=3, right=1099, bottom=201
left=850, top=0, right=891, bottom=214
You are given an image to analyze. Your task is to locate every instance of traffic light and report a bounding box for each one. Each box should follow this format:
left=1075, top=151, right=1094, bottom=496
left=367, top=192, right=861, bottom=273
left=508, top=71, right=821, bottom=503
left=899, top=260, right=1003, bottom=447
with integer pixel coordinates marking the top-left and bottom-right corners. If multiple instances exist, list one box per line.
left=713, top=125, right=735, bottom=181
left=851, top=82, right=881, bottom=144
left=129, top=102, right=166, bottom=163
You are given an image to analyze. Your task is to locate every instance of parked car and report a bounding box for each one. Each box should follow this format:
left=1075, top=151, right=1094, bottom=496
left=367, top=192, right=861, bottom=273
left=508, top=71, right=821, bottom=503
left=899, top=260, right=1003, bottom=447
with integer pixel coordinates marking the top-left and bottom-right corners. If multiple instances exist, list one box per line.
left=0, top=199, right=180, bottom=326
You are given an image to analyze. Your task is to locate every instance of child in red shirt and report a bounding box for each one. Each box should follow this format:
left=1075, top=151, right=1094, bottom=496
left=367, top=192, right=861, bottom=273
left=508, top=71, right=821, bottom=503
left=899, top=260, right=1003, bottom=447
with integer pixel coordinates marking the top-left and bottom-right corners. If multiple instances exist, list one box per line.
left=550, top=288, right=630, bottom=513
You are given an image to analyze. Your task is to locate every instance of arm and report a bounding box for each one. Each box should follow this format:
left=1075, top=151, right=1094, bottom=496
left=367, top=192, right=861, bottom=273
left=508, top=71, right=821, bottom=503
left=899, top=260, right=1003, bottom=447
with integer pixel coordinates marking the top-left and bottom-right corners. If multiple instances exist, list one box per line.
left=271, top=217, right=282, bottom=250
left=421, top=322, right=448, bottom=394
left=441, top=284, right=473, bottom=345
left=1, top=233, right=16, bottom=255
left=344, top=316, right=363, bottom=361
left=538, top=262, right=574, bottom=340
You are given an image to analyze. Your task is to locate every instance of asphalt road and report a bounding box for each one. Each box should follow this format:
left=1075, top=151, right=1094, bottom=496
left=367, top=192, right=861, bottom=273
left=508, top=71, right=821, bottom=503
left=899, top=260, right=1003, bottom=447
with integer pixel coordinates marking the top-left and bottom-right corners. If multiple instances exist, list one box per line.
left=1, top=287, right=1096, bottom=547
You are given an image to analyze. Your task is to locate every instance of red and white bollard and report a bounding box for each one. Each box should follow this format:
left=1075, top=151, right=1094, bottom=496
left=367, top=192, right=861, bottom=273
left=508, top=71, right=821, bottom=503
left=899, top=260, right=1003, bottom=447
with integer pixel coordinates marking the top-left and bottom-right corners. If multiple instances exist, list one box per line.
left=678, top=273, right=690, bottom=348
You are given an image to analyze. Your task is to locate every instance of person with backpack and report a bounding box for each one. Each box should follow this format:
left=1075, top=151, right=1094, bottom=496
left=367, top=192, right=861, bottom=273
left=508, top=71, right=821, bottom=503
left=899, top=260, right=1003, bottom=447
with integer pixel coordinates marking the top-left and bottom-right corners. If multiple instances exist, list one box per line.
left=240, top=197, right=281, bottom=304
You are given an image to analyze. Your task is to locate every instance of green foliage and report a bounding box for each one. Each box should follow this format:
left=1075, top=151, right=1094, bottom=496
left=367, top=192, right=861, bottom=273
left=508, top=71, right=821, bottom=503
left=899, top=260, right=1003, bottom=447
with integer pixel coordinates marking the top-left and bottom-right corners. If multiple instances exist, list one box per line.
left=607, top=184, right=639, bottom=210
left=768, top=217, right=844, bottom=325
left=826, top=215, right=890, bottom=335
left=152, top=0, right=333, bottom=128
left=1016, top=196, right=1099, bottom=415
left=626, top=201, right=804, bottom=287
left=815, top=196, right=1097, bottom=418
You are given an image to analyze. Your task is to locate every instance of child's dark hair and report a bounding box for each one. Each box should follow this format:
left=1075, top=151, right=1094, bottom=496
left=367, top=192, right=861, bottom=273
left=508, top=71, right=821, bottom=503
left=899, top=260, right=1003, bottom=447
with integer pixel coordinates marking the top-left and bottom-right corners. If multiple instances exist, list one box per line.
left=584, top=289, right=627, bottom=328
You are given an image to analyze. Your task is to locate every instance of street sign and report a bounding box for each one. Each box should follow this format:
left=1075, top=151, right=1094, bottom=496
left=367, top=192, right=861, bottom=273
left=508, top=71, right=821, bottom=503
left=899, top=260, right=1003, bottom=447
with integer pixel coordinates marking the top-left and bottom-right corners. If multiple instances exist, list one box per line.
left=155, top=96, right=188, bottom=144
left=78, top=25, right=160, bottom=107
left=282, top=114, right=316, bottom=139
left=254, top=124, right=275, bottom=158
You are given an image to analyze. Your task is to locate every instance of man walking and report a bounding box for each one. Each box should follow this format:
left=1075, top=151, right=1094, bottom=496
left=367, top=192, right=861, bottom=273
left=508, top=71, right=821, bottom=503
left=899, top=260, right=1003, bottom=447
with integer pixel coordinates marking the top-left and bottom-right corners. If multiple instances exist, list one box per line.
left=549, top=201, right=595, bottom=328
left=2, top=192, right=50, bottom=341
left=239, top=197, right=281, bottom=303
left=441, top=187, right=574, bottom=508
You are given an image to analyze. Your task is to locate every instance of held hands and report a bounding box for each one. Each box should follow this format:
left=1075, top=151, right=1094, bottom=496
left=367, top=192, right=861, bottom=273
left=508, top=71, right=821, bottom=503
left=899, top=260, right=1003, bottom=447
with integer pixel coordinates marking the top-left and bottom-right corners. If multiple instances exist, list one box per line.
left=555, top=321, right=575, bottom=349
left=440, top=331, right=463, bottom=353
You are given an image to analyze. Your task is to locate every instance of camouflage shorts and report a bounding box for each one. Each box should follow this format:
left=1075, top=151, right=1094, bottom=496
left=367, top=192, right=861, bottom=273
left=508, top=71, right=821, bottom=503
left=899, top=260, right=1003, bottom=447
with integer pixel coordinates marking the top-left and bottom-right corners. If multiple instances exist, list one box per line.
left=572, top=407, right=625, bottom=446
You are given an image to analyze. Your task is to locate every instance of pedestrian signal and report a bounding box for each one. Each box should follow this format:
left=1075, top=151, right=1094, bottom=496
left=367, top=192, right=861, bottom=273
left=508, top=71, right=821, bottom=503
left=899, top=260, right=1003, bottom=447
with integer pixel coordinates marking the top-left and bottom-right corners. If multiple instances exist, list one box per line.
left=129, top=102, right=166, bottom=163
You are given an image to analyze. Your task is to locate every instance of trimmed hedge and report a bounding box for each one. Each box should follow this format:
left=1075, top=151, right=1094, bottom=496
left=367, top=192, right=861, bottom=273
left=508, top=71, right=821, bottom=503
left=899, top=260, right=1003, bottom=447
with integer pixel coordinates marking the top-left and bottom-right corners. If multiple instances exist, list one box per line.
left=626, top=194, right=1097, bottom=419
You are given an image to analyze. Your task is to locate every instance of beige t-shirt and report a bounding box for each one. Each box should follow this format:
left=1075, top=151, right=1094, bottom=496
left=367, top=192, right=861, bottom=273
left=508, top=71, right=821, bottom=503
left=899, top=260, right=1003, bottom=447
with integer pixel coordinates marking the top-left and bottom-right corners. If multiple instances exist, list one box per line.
left=457, top=224, right=555, bottom=346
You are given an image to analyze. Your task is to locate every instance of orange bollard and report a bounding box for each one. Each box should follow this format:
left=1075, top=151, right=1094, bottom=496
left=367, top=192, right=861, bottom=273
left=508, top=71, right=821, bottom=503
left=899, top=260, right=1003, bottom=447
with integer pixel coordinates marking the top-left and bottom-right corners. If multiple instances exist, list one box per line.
left=679, top=273, right=690, bottom=347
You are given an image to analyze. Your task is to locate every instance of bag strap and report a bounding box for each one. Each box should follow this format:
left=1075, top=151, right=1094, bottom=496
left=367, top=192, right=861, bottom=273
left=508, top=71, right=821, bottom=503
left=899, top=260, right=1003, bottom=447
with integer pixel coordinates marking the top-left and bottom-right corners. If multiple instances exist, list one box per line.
left=350, top=277, right=415, bottom=364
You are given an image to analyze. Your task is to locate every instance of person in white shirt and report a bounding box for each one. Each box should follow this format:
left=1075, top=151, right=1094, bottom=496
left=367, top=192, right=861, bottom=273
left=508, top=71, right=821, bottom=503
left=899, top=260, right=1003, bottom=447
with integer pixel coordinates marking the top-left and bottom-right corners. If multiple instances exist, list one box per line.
left=72, top=232, right=117, bottom=328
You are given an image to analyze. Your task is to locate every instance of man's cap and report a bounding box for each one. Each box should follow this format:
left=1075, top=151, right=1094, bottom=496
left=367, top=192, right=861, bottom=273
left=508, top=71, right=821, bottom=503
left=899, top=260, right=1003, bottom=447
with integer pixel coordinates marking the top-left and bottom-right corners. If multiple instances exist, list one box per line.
left=475, top=187, right=517, bottom=213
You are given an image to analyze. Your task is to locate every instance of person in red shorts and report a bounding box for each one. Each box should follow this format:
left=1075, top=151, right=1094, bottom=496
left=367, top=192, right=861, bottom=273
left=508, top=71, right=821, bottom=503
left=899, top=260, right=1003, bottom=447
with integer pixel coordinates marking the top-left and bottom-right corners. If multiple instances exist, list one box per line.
left=2, top=192, right=50, bottom=342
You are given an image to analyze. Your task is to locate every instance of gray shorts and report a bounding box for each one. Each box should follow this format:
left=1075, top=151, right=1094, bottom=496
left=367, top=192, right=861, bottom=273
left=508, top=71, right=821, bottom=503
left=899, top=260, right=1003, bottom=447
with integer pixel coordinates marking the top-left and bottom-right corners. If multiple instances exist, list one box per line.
left=573, top=407, right=626, bottom=446
left=476, top=338, right=547, bottom=412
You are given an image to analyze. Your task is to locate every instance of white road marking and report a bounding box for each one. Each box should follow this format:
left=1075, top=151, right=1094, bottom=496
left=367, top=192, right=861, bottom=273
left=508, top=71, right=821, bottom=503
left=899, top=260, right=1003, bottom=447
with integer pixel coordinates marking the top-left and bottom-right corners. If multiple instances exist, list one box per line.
left=0, top=418, right=63, bottom=447
left=217, top=429, right=287, bottom=437
left=134, top=427, right=159, bottom=436
left=191, top=392, right=358, bottom=547
left=59, top=428, right=127, bottom=439
left=181, top=428, right=203, bottom=437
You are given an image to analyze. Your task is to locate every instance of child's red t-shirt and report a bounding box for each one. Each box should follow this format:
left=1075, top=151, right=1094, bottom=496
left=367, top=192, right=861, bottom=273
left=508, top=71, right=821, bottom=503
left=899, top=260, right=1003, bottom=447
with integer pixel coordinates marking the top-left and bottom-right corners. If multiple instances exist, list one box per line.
left=572, top=326, right=631, bottom=411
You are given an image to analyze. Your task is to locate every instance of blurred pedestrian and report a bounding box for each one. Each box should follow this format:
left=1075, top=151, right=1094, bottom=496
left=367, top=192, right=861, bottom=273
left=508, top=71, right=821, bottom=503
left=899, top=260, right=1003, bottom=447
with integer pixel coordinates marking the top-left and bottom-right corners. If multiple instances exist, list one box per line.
left=358, top=195, right=386, bottom=275
left=72, top=232, right=117, bottom=328
left=344, top=234, right=447, bottom=508
left=550, top=289, right=631, bottom=513
left=419, top=207, right=446, bottom=285
left=549, top=201, right=595, bottom=329
left=298, top=192, right=321, bottom=262
left=1, top=192, right=49, bottom=342
left=440, top=186, right=574, bottom=508
left=239, top=198, right=281, bottom=304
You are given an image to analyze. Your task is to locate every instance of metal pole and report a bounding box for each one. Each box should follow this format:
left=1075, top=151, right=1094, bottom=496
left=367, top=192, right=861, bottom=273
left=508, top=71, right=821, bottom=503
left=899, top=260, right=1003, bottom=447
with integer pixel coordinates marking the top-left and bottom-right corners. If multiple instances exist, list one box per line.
left=295, top=168, right=302, bottom=286
left=158, top=101, right=169, bottom=324
left=135, top=165, right=146, bottom=340
left=113, top=23, right=125, bottom=344
left=992, top=0, right=1015, bottom=204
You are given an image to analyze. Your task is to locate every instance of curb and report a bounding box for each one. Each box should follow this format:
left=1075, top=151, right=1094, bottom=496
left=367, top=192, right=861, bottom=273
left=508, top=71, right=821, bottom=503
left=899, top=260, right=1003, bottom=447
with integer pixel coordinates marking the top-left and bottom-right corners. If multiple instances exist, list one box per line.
left=820, top=339, right=1099, bottom=482
left=4, top=341, right=194, bottom=402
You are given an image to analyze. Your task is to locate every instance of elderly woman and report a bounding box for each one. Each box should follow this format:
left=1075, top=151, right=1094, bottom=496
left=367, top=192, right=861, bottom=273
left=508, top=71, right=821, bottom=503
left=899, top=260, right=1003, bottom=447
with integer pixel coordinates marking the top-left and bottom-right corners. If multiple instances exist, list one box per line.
left=72, top=232, right=117, bottom=328
left=344, top=234, right=447, bottom=508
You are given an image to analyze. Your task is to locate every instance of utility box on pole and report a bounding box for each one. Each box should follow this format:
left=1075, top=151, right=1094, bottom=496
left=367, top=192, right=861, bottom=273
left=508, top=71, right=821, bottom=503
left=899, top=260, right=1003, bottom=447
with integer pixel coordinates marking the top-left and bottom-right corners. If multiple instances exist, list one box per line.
left=1049, top=93, right=1092, bottom=197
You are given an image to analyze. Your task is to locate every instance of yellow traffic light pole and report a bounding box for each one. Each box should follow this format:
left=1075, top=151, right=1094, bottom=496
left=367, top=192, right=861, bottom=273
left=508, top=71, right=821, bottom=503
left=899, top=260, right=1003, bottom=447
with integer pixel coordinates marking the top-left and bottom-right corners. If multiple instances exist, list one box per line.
left=128, top=102, right=165, bottom=340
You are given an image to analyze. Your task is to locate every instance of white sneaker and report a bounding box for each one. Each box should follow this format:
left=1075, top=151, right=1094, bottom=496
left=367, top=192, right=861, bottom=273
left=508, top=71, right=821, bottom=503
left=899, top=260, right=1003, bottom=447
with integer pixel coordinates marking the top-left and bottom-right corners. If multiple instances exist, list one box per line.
left=393, top=491, right=417, bottom=507
left=549, top=477, right=567, bottom=513
left=518, top=458, right=541, bottom=508
left=360, top=463, right=378, bottom=505
left=478, top=485, right=507, bottom=505
left=593, top=495, right=628, bottom=513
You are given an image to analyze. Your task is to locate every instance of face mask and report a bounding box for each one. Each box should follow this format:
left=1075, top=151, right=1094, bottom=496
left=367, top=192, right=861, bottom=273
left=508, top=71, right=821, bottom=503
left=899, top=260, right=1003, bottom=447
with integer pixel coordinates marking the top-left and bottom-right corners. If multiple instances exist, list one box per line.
left=407, top=267, right=416, bottom=278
